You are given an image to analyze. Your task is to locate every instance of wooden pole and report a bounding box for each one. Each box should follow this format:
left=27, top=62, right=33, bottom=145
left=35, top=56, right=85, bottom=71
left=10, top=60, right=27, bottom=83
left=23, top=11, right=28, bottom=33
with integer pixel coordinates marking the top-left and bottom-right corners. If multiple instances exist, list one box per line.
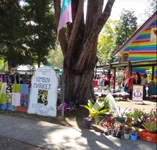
left=113, top=67, right=116, bottom=90
left=152, top=65, right=154, bottom=80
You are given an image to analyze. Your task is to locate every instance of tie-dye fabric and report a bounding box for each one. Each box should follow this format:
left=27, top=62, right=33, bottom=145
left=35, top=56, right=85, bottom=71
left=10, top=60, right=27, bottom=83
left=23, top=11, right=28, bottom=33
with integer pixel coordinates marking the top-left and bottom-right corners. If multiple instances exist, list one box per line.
left=20, top=94, right=29, bottom=107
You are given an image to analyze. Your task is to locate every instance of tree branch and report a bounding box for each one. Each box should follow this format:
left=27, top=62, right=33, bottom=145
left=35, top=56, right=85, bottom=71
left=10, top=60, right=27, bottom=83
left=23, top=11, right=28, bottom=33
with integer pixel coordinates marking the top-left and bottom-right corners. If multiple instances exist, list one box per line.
left=84, top=0, right=104, bottom=38
left=75, top=0, right=115, bottom=72
left=66, top=0, right=84, bottom=66
left=53, top=0, right=67, bottom=56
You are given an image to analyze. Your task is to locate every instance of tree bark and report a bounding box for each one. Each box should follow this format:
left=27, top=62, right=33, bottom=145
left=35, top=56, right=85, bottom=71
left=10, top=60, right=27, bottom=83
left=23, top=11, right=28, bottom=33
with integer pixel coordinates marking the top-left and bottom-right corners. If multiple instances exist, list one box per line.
left=53, top=0, right=115, bottom=104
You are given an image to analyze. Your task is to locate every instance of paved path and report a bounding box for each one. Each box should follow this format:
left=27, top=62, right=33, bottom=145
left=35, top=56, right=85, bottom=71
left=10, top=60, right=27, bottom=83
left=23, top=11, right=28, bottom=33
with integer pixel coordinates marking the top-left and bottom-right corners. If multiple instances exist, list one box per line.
left=0, top=115, right=156, bottom=150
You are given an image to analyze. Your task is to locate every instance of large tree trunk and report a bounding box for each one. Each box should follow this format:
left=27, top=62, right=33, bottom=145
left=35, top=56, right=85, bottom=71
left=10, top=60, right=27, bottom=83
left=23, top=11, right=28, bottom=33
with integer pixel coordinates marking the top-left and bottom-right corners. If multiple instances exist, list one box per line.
left=64, top=42, right=98, bottom=104
left=53, top=0, right=115, bottom=104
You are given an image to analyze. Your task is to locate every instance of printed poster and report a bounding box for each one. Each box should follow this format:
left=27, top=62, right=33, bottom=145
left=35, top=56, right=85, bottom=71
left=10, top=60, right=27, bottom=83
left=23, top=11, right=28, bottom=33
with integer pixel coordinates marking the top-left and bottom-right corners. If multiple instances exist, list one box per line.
left=132, top=85, right=143, bottom=102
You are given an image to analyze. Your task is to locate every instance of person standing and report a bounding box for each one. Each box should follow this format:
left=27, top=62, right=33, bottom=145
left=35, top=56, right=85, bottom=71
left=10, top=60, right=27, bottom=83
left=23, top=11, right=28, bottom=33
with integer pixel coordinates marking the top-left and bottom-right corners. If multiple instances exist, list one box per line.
left=135, top=72, right=141, bottom=84
left=22, top=72, right=30, bottom=84
left=14, top=69, right=20, bottom=84
left=141, top=73, right=147, bottom=99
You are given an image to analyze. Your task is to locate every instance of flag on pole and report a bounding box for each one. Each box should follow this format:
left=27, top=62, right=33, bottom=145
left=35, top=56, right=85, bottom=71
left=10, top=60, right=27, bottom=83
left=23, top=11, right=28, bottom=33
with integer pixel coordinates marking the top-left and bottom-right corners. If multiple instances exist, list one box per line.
left=58, top=0, right=72, bottom=31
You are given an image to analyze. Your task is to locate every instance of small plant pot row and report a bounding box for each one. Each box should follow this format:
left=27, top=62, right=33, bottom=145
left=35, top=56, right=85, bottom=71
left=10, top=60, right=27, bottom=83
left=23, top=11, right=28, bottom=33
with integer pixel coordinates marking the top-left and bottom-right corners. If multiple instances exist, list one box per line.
left=104, top=129, right=138, bottom=141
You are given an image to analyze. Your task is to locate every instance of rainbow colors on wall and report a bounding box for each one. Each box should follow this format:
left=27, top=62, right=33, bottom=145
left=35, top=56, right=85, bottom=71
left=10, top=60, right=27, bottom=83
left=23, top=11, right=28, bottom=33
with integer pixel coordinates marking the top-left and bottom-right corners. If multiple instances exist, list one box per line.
left=118, top=15, right=157, bottom=83
left=119, top=19, right=157, bottom=61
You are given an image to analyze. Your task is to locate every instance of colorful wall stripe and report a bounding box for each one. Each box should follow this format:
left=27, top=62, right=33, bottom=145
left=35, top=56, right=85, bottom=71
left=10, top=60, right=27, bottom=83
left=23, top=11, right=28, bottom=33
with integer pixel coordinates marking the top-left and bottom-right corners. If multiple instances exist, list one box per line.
left=119, top=17, right=157, bottom=83
left=119, top=19, right=157, bottom=62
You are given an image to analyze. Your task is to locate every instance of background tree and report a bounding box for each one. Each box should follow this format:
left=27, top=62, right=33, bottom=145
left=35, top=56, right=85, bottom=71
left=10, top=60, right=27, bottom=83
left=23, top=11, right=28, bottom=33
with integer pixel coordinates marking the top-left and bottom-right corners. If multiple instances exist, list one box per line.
left=0, top=0, right=32, bottom=69
left=47, top=44, right=63, bottom=69
left=53, top=0, right=115, bottom=104
left=23, top=0, right=56, bottom=67
left=114, top=9, right=137, bottom=51
left=97, top=19, right=117, bottom=64
left=141, top=0, right=156, bottom=23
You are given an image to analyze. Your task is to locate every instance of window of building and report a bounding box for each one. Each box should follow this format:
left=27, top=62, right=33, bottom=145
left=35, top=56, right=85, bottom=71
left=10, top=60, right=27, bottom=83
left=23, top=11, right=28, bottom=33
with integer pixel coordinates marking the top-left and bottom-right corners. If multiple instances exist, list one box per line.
left=122, top=53, right=129, bottom=62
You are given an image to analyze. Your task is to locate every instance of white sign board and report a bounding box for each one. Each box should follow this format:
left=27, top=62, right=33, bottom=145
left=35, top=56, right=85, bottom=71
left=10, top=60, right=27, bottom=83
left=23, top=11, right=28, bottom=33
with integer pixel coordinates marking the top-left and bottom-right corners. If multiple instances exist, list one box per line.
left=27, top=66, right=58, bottom=117
left=132, top=84, right=143, bottom=102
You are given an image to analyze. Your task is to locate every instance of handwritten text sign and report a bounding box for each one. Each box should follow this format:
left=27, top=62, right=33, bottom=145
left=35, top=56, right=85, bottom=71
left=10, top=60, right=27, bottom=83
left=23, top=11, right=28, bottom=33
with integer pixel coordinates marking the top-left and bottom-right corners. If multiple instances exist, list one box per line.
left=27, top=66, right=58, bottom=117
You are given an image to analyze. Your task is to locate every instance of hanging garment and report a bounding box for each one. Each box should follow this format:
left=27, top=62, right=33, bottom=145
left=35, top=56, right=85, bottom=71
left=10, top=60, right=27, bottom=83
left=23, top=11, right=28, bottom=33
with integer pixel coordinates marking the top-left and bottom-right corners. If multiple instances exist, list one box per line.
left=12, top=93, right=21, bottom=106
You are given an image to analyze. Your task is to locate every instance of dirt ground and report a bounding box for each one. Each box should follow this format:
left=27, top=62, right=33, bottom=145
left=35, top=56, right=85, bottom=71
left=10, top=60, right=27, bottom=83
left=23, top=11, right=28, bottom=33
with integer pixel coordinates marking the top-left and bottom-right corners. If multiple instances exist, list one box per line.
left=0, top=98, right=156, bottom=150
left=116, top=99, right=156, bottom=113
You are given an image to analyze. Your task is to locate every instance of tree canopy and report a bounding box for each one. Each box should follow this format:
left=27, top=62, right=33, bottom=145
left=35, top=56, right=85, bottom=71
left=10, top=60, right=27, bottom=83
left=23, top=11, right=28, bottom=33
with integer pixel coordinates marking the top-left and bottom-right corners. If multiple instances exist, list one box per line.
left=23, top=0, right=56, bottom=67
left=97, top=19, right=117, bottom=64
left=114, top=9, right=138, bottom=51
left=0, top=0, right=56, bottom=69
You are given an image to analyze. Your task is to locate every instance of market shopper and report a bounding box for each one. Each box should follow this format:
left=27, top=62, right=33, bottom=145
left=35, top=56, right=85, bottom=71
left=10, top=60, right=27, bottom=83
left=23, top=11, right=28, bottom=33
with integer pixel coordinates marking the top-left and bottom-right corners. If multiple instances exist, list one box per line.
left=14, top=69, right=20, bottom=84
left=141, top=73, right=148, bottom=99
left=22, top=72, right=30, bottom=84
left=135, top=72, right=141, bottom=84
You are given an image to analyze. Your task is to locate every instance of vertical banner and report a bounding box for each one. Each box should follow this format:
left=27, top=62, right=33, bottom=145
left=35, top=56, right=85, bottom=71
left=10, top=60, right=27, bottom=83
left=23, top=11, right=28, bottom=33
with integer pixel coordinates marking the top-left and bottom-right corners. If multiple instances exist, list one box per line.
left=132, top=85, right=143, bottom=102
left=27, top=66, right=58, bottom=117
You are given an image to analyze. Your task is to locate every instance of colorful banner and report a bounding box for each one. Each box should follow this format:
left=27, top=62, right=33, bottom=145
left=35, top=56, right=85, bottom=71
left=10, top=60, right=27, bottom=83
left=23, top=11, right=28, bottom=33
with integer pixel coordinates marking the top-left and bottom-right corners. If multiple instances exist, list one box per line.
left=58, top=0, right=72, bottom=31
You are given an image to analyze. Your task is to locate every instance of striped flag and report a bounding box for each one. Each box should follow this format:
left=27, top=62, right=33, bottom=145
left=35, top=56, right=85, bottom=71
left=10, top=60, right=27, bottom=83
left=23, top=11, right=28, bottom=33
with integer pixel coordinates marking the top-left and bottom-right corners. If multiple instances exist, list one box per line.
left=58, top=0, right=72, bottom=31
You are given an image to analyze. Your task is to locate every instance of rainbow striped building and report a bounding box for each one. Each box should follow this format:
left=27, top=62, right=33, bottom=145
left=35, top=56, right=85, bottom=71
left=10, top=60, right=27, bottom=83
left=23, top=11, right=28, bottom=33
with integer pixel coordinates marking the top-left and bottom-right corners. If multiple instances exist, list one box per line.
left=115, top=11, right=157, bottom=83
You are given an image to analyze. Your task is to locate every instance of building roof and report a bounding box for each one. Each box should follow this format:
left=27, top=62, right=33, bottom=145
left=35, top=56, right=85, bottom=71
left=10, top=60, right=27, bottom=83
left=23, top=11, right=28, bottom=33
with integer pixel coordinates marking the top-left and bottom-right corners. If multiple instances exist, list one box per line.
left=114, top=11, right=157, bottom=56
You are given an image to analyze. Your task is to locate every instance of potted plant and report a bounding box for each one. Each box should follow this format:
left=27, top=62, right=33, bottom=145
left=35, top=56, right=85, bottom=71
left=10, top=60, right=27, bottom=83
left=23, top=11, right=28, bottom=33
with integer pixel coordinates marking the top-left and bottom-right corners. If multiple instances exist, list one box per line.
left=80, top=99, right=110, bottom=128
left=139, top=121, right=157, bottom=143
left=123, top=124, right=132, bottom=140
left=114, top=107, right=128, bottom=124
left=103, top=115, right=115, bottom=136
left=132, top=109, right=144, bottom=128
left=131, top=127, right=139, bottom=141
left=114, top=121, right=123, bottom=138
left=139, top=109, right=157, bottom=143
left=125, top=111, right=133, bottom=125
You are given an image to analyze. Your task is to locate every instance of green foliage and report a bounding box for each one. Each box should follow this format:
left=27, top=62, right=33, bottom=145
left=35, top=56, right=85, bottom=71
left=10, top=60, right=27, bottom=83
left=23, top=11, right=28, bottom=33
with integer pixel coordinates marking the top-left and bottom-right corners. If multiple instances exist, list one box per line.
left=114, top=9, right=137, bottom=51
left=47, top=44, right=63, bottom=69
left=0, top=0, right=32, bottom=68
left=80, top=99, right=110, bottom=120
left=97, top=10, right=138, bottom=64
left=123, top=123, right=132, bottom=134
left=97, top=19, right=117, bottom=64
left=125, top=112, right=133, bottom=119
left=132, top=109, right=143, bottom=123
left=0, top=0, right=57, bottom=68
left=142, top=122, right=157, bottom=133
left=23, top=0, right=56, bottom=67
